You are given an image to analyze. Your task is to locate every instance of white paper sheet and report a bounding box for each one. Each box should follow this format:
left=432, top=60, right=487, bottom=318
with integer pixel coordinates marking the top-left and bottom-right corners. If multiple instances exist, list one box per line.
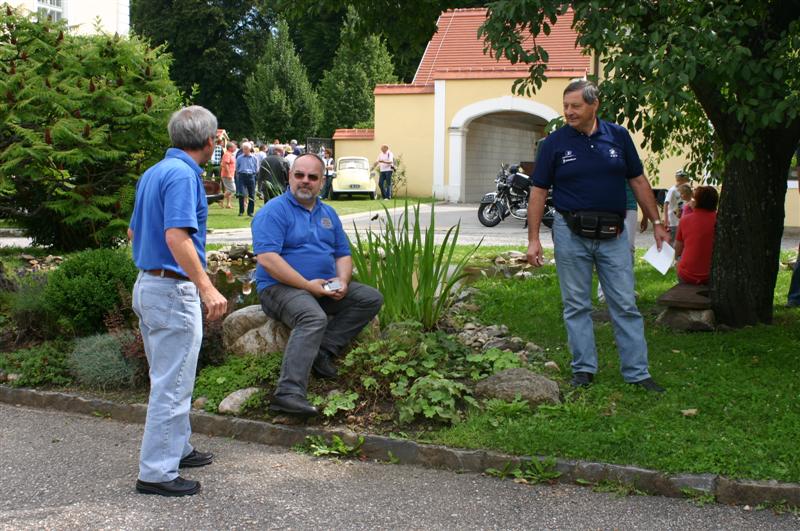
left=643, top=242, right=675, bottom=275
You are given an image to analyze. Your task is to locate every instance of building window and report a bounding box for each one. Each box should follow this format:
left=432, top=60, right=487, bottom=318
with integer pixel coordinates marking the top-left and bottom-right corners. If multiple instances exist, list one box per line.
left=37, top=0, right=65, bottom=23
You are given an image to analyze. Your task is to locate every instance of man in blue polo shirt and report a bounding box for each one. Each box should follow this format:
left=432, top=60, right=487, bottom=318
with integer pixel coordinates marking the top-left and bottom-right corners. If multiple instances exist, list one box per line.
left=527, top=80, right=668, bottom=392
left=252, top=153, right=383, bottom=416
left=128, top=105, right=227, bottom=496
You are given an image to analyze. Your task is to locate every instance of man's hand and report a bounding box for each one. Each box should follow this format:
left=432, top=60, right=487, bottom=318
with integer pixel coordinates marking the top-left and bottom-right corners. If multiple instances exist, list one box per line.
left=200, top=285, right=227, bottom=320
left=654, top=224, right=670, bottom=251
left=639, top=216, right=648, bottom=233
left=324, top=277, right=349, bottom=301
left=527, top=239, right=544, bottom=268
left=305, top=279, right=329, bottom=298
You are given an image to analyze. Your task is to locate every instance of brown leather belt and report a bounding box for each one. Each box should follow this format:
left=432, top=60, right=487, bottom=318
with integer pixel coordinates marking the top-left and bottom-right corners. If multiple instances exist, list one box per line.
left=146, top=269, right=190, bottom=281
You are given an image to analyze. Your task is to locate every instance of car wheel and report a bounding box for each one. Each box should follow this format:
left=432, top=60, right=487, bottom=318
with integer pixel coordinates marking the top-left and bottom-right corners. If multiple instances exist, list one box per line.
left=370, top=191, right=376, bottom=200
left=330, top=192, right=338, bottom=200
left=478, top=203, right=503, bottom=227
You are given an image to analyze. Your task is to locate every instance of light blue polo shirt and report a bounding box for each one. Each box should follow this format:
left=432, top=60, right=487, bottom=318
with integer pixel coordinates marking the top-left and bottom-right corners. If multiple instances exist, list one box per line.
left=252, top=190, right=351, bottom=292
left=533, top=119, right=643, bottom=217
left=129, top=148, right=208, bottom=275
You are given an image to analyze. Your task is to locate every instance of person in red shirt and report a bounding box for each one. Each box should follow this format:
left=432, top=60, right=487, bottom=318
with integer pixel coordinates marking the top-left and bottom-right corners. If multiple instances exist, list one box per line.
left=674, top=186, right=718, bottom=284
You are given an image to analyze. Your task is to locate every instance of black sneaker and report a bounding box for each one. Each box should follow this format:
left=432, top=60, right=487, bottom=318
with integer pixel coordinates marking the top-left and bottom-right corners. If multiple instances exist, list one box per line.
left=179, top=449, right=213, bottom=468
left=630, top=377, right=665, bottom=393
left=570, top=372, right=594, bottom=388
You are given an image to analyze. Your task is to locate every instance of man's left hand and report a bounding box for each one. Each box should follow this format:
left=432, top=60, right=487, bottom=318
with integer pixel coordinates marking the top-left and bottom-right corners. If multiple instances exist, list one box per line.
left=325, top=277, right=348, bottom=301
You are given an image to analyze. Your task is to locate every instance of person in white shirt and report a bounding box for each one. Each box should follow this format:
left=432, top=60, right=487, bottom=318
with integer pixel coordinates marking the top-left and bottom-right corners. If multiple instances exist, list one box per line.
left=662, top=169, right=690, bottom=236
left=373, top=144, right=395, bottom=199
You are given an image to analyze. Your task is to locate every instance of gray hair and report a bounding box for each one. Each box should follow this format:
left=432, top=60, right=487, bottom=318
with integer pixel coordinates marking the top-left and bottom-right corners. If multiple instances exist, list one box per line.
left=564, top=79, right=599, bottom=105
left=168, top=105, right=217, bottom=150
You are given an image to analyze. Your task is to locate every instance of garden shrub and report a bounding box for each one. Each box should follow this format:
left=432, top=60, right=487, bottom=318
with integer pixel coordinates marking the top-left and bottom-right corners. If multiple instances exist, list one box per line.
left=193, top=353, right=283, bottom=413
left=69, top=332, right=140, bottom=390
left=8, top=273, right=59, bottom=340
left=0, top=341, right=72, bottom=387
left=44, top=248, right=138, bottom=336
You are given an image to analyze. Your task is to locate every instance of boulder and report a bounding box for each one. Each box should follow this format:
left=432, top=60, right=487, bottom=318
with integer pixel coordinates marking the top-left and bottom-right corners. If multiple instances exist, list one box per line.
left=656, top=308, right=715, bottom=332
left=223, top=305, right=291, bottom=356
left=218, top=387, right=261, bottom=415
left=475, top=368, right=560, bottom=406
left=482, top=336, right=528, bottom=353
left=226, top=244, right=250, bottom=261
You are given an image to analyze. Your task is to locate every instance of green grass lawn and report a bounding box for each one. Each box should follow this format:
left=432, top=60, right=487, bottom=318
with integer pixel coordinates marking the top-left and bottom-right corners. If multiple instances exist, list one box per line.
left=427, top=250, right=800, bottom=482
left=207, top=196, right=436, bottom=230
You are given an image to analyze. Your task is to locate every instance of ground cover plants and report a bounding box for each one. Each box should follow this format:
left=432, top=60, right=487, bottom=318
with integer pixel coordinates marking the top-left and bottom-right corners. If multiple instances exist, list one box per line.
left=428, top=250, right=800, bottom=483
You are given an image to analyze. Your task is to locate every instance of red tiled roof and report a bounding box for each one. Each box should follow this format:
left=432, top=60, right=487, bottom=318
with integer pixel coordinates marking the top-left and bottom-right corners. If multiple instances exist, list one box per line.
left=332, top=128, right=375, bottom=140
left=413, top=8, right=589, bottom=86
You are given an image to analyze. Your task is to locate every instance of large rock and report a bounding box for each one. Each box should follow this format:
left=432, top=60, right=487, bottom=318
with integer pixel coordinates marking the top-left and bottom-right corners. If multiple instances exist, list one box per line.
left=218, top=387, right=261, bottom=415
left=475, top=368, right=560, bottom=406
left=223, top=305, right=290, bottom=356
left=656, top=308, right=715, bottom=332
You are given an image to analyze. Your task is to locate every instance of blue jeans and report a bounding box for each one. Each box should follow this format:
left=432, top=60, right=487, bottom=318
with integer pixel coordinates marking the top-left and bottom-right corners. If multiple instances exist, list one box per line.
left=132, top=272, right=202, bottom=483
left=379, top=171, right=393, bottom=199
left=552, top=212, right=651, bottom=382
left=259, top=282, right=383, bottom=398
left=788, top=260, right=800, bottom=306
left=238, top=173, right=256, bottom=215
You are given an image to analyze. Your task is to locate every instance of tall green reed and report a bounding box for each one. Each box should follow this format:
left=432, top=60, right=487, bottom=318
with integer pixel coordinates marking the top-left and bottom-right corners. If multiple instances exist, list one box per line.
left=349, top=201, right=480, bottom=329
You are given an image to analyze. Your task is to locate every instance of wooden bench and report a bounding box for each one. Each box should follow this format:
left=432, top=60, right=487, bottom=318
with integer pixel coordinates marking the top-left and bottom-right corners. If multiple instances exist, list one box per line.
left=656, top=283, right=714, bottom=331
left=657, top=283, right=711, bottom=310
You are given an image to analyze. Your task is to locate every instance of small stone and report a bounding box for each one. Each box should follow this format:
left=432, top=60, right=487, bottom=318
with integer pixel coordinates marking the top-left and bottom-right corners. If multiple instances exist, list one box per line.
left=192, top=397, right=208, bottom=410
left=20, top=254, right=35, bottom=261
left=544, top=361, right=560, bottom=372
left=226, top=244, right=250, bottom=261
left=463, top=322, right=477, bottom=331
left=346, top=415, right=357, bottom=424
left=525, top=342, right=544, bottom=352
left=0, top=370, right=6, bottom=382
left=513, top=270, right=534, bottom=279
left=218, top=387, right=260, bottom=415
left=494, top=256, right=507, bottom=265
left=6, top=373, right=22, bottom=383
left=483, top=324, right=508, bottom=337
left=503, top=250, right=526, bottom=261
left=681, top=408, right=699, bottom=417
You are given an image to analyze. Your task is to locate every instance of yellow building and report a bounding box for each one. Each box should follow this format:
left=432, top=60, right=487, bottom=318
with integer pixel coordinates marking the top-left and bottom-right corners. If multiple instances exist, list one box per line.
left=334, top=7, right=800, bottom=227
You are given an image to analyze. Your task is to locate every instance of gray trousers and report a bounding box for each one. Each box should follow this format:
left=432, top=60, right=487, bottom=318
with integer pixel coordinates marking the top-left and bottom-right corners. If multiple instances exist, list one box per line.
left=259, top=281, right=383, bottom=397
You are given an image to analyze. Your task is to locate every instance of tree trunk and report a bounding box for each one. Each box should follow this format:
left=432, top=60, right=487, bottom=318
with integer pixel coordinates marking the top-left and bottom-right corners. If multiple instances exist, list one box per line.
left=711, top=140, right=793, bottom=327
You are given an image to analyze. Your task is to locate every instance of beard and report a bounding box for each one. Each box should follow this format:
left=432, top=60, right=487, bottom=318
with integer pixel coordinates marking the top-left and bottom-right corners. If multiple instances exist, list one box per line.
left=292, top=187, right=316, bottom=201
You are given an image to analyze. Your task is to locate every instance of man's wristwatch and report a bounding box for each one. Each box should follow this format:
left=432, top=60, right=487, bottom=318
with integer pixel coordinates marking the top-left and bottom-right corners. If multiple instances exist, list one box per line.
left=653, top=220, right=663, bottom=226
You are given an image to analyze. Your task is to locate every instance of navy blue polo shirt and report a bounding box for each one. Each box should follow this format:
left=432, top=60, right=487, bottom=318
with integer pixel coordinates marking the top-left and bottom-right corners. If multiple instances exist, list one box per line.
left=532, top=119, right=643, bottom=217
left=252, top=190, right=351, bottom=292
left=130, top=148, right=208, bottom=275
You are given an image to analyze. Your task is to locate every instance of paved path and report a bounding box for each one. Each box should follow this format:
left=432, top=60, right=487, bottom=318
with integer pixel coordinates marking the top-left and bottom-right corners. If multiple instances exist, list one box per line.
left=1, top=403, right=798, bottom=530
left=3, top=205, right=800, bottom=250
left=206, top=203, right=800, bottom=250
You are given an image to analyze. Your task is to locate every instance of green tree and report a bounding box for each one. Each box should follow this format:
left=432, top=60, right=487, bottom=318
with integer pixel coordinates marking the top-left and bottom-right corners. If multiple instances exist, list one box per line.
left=317, top=8, right=398, bottom=137
left=0, top=6, right=181, bottom=251
left=130, top=0, right=274, bottom=137
left=244, top=19, right=320, bottom=142
left=280, top=6, right=349, bottom=86
left=480, top=1, right=800, bottom=327
left=280, top=1, right=485, bottom=82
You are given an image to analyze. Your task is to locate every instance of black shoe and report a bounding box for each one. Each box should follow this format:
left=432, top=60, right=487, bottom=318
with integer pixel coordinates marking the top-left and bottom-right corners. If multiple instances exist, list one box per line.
left=179, top=449, right=213, bottom=468
left=311, top=353, right=337, bottom=379
left=571, top=372, right=594, bottom=388
left=630, top=377, right=665, bottom=393
left=269, top=394, right=319, bottom=416
left=136, top=477, right=200, bottom=497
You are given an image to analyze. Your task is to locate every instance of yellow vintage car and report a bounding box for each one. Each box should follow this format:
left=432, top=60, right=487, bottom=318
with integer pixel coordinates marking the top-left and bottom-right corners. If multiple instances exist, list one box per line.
left=330, top=156, right=377, bottom=200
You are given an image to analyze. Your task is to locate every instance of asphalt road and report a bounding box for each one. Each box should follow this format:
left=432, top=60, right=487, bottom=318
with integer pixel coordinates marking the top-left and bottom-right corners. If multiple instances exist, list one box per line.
left=1, top=403, right=798, bottom=530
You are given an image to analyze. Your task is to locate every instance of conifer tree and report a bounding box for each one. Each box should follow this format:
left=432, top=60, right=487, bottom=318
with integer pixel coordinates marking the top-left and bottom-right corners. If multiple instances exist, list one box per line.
left=0, top=6, right=181, bottom=250
left=244, top=19, right=320, bottom=142
left=317, top=8, right=398, bottom=137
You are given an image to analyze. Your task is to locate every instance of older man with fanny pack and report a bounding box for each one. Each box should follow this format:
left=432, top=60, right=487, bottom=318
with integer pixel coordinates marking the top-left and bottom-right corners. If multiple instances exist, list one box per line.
left=526, top=80, right=669, bottom=392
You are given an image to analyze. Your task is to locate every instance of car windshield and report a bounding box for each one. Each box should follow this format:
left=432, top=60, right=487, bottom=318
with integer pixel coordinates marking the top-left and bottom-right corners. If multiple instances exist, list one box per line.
left=339, top=159, right=369, bottom=170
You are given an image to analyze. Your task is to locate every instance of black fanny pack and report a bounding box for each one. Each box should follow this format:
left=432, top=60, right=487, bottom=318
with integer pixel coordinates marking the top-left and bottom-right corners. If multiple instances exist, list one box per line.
left=562, top=210, right=623, bottom=240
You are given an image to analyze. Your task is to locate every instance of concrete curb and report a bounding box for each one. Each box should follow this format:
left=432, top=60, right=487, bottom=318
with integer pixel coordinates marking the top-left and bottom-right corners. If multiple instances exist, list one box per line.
left=2, top=385, right=798, bottom=507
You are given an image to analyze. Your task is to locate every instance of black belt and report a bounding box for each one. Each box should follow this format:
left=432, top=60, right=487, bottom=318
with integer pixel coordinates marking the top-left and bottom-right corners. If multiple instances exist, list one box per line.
left=146, top=269, right=189, bottom=281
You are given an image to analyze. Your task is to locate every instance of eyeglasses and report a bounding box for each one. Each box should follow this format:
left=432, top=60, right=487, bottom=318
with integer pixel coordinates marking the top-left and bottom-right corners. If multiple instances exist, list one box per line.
left=293, top=171, right=320, bottom=182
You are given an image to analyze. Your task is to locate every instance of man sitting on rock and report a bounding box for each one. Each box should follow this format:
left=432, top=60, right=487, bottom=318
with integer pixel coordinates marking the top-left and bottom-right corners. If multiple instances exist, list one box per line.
left=251, top=153, right=383, bottom=416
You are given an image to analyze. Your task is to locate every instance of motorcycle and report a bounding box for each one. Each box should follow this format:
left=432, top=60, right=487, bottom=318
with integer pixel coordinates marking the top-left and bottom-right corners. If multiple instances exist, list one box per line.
left=477, top=164, right=555, bottom=228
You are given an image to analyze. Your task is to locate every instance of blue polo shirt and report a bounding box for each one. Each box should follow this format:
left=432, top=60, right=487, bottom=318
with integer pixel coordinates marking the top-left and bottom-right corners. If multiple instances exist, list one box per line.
left=533, top=119, right=643, bottom=217
left=252, top=190, right=351, bottom=292
left=129, top=148, right=208, bottom=275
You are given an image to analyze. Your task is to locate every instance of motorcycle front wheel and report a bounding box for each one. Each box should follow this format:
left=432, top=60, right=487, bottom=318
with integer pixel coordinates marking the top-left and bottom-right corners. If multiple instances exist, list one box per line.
left=478, top=203, right=502, bottom=227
